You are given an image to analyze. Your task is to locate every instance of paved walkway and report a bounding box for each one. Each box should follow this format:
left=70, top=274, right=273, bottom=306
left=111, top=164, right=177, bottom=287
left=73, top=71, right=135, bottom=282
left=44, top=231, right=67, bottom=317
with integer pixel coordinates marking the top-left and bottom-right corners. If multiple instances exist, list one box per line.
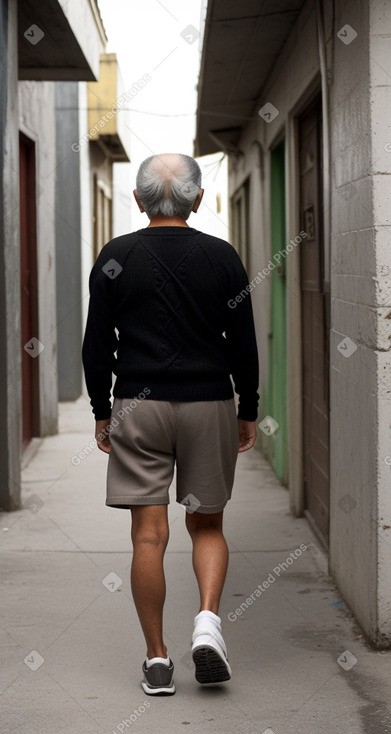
left=1, top=398, right=391, bottom=734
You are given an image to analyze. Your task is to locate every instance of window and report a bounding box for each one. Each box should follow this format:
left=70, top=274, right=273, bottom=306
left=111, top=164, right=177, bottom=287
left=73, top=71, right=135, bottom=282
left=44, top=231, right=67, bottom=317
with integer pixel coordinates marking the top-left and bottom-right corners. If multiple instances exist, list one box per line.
left=231, top=179, right=250, bottom=270
left=93, top=175, right=113, bottom=259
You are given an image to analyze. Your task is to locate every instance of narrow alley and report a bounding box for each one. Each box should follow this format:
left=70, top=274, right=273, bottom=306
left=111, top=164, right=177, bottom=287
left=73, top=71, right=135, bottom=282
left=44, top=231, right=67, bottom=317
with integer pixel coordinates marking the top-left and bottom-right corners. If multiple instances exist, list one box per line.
left=2, top=399, right=391, bottom=734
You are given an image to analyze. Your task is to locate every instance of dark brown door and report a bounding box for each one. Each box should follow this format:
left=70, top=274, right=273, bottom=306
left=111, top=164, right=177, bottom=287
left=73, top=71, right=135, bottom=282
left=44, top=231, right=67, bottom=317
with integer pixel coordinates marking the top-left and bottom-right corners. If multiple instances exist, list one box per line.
left=299, top=98, right=330, bottom=547
left=20, top=133, right=40, bottom=449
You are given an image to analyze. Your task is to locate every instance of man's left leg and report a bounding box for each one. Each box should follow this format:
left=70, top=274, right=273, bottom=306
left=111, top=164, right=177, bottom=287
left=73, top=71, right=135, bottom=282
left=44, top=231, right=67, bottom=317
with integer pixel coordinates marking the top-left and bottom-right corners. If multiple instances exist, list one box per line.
left=185, top=510, right=228, bottom=615
left=185, top=509, right=232, bottom=684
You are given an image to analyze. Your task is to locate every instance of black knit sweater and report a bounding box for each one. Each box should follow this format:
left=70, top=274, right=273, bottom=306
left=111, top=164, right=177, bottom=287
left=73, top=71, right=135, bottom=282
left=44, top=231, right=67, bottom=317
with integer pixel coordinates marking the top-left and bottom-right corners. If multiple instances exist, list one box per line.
left=82, top=226, right=259, bottom=421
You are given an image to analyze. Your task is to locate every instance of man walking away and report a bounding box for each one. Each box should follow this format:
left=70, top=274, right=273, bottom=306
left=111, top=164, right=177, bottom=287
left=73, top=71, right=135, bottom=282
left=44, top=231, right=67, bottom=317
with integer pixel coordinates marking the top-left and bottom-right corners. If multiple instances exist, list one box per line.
left=82, top=153, right=259, bottom=695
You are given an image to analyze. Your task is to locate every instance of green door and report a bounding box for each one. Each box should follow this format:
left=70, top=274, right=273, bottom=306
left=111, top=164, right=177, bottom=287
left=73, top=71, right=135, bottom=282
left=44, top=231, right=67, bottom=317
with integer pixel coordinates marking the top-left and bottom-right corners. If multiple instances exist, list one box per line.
left=265, top=140, right=287, bottom=483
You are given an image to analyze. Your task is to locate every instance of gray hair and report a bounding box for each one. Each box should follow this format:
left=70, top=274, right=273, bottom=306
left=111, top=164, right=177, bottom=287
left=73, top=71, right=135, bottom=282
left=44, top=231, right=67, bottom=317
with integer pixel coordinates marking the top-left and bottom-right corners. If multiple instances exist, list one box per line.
left=136, top=154, right=202, bottom=220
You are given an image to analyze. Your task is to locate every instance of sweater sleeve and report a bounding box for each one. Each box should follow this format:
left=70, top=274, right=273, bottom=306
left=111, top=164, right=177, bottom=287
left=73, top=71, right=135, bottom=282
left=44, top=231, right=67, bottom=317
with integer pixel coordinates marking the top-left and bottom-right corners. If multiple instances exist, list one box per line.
left=223, top=249, right=260, bottom=421
left=82, top=252, right=118, bottom=420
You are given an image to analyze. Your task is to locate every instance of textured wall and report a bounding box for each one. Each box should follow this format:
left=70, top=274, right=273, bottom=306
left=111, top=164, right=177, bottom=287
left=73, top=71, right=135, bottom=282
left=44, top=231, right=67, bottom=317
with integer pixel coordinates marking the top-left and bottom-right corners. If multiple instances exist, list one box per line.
left=329, top=0, right=381, bottom=643
left=329, top=0, right=391, bottom=644
left=370, top=0, right=391, bottom=641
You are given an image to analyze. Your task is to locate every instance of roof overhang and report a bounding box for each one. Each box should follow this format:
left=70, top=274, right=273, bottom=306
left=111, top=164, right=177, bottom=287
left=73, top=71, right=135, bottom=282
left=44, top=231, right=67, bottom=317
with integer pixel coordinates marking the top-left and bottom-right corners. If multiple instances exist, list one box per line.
left=18, top=0, right=107, bottom=81
left=195, top=0, right=307, bottom=156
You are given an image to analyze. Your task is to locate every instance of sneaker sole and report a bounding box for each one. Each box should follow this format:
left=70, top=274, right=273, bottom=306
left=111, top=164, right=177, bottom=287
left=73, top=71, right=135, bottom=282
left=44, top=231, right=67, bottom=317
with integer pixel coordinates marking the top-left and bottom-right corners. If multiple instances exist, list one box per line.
left=192, top=645, right=231, bottom=684
left=141, top=681, right=176, bottom=696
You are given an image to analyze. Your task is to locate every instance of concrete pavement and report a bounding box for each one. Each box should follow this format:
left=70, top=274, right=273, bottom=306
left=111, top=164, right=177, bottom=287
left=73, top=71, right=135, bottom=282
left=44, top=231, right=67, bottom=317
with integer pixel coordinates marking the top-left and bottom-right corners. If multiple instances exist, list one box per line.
left=1, top=398, right=391, bottom=734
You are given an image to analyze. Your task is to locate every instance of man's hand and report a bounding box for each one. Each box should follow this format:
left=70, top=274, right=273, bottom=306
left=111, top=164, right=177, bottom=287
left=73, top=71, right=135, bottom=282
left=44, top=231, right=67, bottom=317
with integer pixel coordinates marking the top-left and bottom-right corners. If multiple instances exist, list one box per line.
left=238, top=419, right=257, bottom=452
left=95, top=418, right=112, bottom=454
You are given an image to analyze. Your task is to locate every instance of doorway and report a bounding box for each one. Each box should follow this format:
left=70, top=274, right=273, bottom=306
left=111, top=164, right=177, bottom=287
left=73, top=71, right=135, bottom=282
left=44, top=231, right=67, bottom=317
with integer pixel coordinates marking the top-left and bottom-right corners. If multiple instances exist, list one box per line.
left=298, top=98, right=330, bottom=546
left=266, top=140, right=288, bottom=483
left=19, top=132, right=40, bottom=450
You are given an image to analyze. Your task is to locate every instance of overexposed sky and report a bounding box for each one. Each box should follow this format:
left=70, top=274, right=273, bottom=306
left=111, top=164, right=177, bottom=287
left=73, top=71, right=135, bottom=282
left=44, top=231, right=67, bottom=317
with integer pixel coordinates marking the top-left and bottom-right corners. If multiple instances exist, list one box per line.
left=97, top=0, right=229, bottom=239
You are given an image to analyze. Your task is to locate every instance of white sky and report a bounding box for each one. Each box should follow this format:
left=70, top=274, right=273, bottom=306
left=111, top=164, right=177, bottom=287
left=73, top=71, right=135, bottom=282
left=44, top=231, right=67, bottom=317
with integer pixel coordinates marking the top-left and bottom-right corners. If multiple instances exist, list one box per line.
left=97, top=0, right=229, bottom=239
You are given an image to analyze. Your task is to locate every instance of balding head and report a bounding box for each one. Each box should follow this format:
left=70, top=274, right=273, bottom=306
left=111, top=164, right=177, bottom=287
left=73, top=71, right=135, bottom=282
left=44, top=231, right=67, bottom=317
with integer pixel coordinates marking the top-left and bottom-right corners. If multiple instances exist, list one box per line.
left=148, top=153, right=185, bottom=180
left=135, top=153, right=202, bottom=221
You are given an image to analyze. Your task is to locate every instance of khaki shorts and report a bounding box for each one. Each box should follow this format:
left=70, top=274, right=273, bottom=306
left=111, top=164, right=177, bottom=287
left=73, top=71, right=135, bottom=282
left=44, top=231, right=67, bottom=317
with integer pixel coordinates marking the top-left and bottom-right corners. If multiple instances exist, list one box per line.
left=106, top=398, right=239, bottom=513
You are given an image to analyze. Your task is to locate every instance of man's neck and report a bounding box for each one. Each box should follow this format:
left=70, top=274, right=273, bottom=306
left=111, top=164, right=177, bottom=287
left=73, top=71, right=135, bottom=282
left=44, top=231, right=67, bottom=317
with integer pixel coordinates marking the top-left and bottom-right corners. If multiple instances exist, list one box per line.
left=147, top=215, right=189, bottom=228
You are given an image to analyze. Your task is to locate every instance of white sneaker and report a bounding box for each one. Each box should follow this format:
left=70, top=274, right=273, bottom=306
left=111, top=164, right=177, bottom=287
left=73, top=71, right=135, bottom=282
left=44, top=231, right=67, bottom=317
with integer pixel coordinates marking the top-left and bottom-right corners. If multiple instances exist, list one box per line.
left=191, top=611, right=232, bottom=683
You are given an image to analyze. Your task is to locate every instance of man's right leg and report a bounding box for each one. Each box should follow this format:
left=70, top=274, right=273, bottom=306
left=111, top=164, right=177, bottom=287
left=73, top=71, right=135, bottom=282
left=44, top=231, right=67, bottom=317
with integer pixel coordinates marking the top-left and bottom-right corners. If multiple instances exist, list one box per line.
left=130, top=504, right=169, bottom=660
left=130, top=504, right=175, bottom=695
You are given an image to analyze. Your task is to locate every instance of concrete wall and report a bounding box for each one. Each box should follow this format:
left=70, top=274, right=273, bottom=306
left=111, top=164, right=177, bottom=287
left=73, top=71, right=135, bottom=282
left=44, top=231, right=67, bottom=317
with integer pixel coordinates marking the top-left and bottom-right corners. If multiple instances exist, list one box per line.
left=18, top=81, right=59, bottom=436
left=328, top=0, right=377, bottom=637
left=371, top=0, right=391, bottom=639
left=0, top=0, right=22, bottom=510
left=329, top=0, right=391, bottom=645
left=55, top=82, right=83, bottom=401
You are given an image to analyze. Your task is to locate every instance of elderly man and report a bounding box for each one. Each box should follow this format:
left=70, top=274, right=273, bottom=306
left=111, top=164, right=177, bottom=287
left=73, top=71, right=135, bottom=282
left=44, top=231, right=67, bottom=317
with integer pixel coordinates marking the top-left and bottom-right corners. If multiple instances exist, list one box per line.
left=82, top=153, right=259, bottom=696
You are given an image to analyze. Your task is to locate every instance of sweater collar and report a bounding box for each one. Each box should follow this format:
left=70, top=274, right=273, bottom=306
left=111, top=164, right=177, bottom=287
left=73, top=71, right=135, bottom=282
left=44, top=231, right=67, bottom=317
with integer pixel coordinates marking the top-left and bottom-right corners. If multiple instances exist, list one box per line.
left=137, top=226, right=199, bottom=236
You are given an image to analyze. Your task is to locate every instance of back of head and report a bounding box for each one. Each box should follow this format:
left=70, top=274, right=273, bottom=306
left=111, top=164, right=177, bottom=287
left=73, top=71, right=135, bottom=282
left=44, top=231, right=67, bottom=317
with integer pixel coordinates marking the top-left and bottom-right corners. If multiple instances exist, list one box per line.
left=136, top=153, right=202, bottom=220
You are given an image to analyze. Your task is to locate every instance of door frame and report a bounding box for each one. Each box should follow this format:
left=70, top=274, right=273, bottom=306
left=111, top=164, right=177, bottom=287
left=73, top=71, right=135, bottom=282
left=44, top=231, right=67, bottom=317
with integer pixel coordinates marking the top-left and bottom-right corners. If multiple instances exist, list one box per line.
left=265, top=139, right=288, bottom=483
left=297, top=96, right=330, bottom=547
left=19, top=131, right=40, bottom=449
left=286, top=79, right=325, bottom=519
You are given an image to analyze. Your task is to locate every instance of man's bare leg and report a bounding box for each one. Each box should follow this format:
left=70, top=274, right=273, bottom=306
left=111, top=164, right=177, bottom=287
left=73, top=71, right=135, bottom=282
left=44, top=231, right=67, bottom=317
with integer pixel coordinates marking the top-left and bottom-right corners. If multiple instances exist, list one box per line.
left=130, top=505, right=169, bottom=659
left=185, top=509, right=231, bottom=683
left=185, top=510, right=228, bottom=614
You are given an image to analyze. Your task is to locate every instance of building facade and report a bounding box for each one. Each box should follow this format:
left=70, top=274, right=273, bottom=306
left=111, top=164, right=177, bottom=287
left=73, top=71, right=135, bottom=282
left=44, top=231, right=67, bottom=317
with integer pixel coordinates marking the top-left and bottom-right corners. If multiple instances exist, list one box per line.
left=0, top=0, right=106, bottom=510
left=55, top=53, right=131, bottom=401
left=196, top=0, right=391, bottom=645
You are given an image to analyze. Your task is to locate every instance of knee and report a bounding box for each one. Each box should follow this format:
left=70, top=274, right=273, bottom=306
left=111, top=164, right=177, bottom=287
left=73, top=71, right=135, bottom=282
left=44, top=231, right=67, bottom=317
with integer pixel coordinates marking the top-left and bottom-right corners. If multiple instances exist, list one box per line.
left=186, top=510, right=223, bottom=536
left=132, top=525, right=169, bottom=549
left=130, top=506, right=169, bottom=549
